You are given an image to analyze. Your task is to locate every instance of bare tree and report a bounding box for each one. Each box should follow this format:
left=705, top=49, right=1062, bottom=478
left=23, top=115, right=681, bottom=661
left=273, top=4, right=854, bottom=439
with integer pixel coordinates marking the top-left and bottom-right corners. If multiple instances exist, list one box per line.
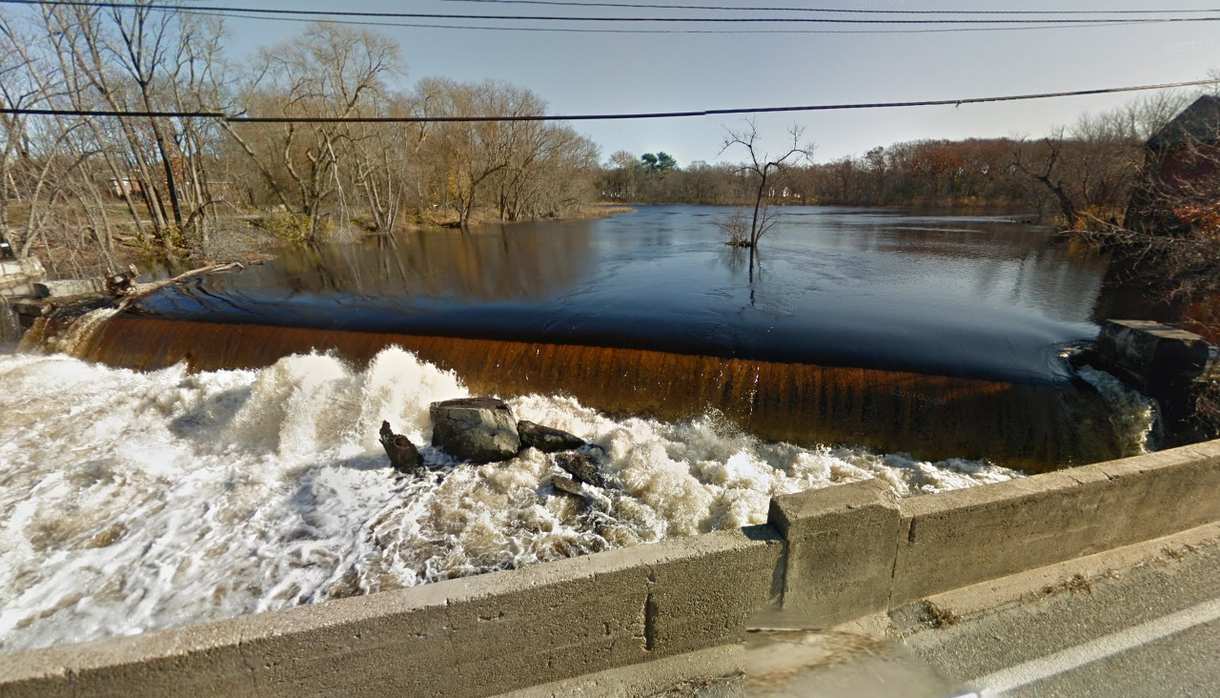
left=0, top=13, right=605, bottom=274
left=719, top=120, right=813, bottom=271
left=229, top=23, right=400, bottom=241
left=0, top=13, right=41, bottom=244
left=1013, top=133, right=1080, bottom=226
left=349, top=93, right=426, bottom=233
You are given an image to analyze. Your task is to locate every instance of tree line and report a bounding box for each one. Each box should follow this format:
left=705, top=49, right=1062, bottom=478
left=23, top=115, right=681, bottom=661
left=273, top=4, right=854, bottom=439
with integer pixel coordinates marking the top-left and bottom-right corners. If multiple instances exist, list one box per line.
left=598, top=90, right=1207, bottom=229
left=1, top=2, right=1214, bottom=283
left=0, top=7, right=601, bottom=276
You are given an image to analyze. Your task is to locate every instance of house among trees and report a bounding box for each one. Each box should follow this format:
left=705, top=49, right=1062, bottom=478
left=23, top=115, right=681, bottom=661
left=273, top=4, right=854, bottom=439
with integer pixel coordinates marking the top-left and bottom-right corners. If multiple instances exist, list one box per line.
left=109, top=176, right=144, bottom=199
left=1126, top=94, right=1220, bottom=234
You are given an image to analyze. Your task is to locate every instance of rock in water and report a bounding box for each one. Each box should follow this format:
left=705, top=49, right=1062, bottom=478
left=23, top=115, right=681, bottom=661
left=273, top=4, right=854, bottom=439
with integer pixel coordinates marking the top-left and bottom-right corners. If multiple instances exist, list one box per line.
left=518, top=420, right=586, bottom=453
left=548, top=474, right=585, bottom=499
left=554, top=450, right=609, bottom=488
left=380, top=420, right=423, bottom=474
left=429, top=397, right=521, bottom=463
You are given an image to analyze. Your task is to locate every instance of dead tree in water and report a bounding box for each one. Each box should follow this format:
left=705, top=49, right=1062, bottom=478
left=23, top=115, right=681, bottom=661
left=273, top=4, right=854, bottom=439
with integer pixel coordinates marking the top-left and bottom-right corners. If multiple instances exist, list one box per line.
left=719, top=120, right=813, bottom=275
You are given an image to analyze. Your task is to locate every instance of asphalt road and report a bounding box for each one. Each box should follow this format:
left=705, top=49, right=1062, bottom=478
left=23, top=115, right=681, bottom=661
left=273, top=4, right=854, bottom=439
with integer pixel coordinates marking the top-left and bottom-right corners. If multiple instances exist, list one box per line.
left=905, top=535, right=1220, bottom=697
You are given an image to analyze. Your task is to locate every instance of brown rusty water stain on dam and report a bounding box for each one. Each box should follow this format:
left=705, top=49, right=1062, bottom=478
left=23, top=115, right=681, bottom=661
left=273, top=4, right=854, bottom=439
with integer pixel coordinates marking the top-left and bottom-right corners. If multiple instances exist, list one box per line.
left=67, top=315, right=1125, bottom=472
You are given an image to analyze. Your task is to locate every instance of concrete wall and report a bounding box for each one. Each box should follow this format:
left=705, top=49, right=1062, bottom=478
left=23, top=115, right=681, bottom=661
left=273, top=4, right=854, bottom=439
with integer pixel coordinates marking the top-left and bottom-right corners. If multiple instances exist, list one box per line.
left=0, top=528, right=782, bottom=698
left=3, top=440, right=1220, bottom=697
left=0, top=257, right=45, bottom=299
left=773, top=439, right=1220, bottom=623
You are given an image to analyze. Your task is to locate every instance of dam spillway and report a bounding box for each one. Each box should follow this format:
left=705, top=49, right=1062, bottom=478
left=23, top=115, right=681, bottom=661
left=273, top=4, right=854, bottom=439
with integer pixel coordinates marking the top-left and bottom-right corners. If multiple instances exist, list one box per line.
left=36, top=205, right=1154, bottom=470
left=62, top=313, right=1130, bottom=471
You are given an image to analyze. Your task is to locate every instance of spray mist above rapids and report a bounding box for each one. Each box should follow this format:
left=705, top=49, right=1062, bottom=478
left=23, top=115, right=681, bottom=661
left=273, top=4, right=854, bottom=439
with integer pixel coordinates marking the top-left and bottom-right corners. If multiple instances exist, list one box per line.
left=0, top=346, right=1025, bottom=652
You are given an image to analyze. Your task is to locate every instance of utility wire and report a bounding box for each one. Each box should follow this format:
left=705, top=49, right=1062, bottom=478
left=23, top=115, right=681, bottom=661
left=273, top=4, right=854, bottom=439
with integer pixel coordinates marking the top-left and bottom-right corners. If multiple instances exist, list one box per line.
left=6, top=0, right=1220, bottom=24
left=439, top=0, right=1220, bottom=15
left=4, top=78, right=1215, bottom=123
left=170, top=8, right=1170, bottom=35
left=4, top=108, right=227, bottom=118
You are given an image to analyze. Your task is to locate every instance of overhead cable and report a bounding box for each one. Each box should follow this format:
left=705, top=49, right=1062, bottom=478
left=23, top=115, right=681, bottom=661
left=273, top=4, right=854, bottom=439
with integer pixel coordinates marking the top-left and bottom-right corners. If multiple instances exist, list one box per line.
left=6, top=0, right=1220, bottom=25
left=438, top=0, right=1220, bottom=15
left=167, top=8, right=1172, bottom=35
left=3, top=78, right=1215, bottom=123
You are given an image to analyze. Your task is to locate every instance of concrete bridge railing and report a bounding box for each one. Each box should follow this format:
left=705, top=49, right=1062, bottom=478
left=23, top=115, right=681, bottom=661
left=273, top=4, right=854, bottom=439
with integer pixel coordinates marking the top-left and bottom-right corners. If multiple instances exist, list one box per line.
left=3, top=439, right=1219, bottom=697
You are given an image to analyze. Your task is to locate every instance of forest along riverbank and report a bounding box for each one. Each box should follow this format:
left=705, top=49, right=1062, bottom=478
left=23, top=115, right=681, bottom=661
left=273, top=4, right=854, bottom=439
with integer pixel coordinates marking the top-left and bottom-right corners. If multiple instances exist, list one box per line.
left=0, top=347, right=1025, bottom=654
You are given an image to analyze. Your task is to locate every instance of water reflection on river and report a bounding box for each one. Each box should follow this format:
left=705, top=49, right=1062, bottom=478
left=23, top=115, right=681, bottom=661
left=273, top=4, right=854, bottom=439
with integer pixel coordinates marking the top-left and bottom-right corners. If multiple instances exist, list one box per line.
left=141, top=205, right=1155, bottom=384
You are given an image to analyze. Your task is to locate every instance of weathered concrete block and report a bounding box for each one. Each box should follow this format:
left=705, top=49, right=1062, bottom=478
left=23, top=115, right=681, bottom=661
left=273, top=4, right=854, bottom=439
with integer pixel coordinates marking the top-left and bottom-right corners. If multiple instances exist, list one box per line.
left=891, top=442, right=1220, bottom=605
left=1097, top=319, right=1217, bottom=387
left=892, top=473, right=1108, bottom=606
left=240, top=529, right=779, bottom=697
left=0, top=257, right=46, bottom=299
left=1096, top=319, right=1218, bottom=446
left=767, top=479, right=900, bottom=627
left=33, top=278, right=106, bottom=298
left=0, top=619, right=254, bottom=698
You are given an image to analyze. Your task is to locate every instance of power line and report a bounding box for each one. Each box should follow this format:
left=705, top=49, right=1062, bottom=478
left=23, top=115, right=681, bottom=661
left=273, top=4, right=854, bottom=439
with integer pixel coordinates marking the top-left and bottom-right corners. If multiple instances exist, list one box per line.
left=5, top=107, right=225, bottom=118
left=171, top=8, right=1173, bottom=35
left=7, top=0, right=1220, bottom=24
left=4, top=78, right=1215, bottom=123
left=438, top=0, right=1220, bottom=15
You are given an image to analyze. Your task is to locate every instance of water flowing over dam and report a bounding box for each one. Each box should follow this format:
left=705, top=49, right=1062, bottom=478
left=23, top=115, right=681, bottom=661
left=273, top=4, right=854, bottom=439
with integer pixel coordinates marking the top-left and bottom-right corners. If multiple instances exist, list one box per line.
left=46, top=205, right=1163, bottom=468
left=61, top=314, right=1133, bottom=470
left=0, top=206, right=1165, bottom=653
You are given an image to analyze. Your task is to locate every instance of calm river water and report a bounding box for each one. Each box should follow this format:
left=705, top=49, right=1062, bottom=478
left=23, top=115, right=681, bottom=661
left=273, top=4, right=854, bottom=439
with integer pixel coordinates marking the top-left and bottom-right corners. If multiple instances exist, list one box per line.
left=140, top=205, right=1158, bottom=385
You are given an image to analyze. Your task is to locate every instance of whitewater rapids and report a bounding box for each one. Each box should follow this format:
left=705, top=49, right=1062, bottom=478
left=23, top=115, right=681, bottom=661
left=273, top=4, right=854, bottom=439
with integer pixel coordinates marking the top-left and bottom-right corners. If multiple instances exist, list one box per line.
left=0, top=347, right=1026, bottom=653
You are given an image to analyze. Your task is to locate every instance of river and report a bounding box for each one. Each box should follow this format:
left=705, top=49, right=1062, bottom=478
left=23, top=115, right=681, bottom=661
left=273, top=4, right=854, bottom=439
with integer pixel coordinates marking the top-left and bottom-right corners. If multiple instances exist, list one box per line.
left=0, top=205, right=1161, bottom=653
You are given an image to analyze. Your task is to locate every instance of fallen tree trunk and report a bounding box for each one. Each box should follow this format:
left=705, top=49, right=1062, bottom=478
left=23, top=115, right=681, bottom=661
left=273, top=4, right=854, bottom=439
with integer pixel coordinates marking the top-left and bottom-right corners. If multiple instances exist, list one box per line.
left=115, top=262, right=244, bottom=311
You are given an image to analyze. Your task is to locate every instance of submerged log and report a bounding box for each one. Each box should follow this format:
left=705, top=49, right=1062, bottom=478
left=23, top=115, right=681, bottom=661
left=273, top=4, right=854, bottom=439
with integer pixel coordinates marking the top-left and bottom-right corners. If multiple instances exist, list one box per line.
left=379, top=420, right=423, bottom=474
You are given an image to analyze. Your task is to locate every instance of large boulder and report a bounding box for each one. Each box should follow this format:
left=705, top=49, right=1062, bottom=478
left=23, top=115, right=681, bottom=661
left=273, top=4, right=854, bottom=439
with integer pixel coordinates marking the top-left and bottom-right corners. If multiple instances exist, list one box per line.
left=430, top=397, right=520, bottom=463
left=518, top=420, right=586, bottom=453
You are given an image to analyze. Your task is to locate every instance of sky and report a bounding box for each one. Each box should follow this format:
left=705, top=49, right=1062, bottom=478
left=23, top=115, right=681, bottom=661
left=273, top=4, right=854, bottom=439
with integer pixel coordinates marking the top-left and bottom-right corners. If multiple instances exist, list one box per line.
left=207, top=0, right=1220, bottom=166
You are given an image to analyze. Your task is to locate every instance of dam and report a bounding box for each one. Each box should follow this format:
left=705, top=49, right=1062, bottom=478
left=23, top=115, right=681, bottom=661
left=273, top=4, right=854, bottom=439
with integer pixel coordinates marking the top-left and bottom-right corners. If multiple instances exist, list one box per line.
left=0, top=206, right=1180, bottom=662
left=48, top=205, right=1163, bottom=468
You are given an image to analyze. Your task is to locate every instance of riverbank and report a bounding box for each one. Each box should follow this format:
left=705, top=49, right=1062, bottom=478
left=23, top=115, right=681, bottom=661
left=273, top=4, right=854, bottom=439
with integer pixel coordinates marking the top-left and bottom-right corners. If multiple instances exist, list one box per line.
left=400, top=202, right=633, bottom=231
left=3, top=201, right=634, bottom=283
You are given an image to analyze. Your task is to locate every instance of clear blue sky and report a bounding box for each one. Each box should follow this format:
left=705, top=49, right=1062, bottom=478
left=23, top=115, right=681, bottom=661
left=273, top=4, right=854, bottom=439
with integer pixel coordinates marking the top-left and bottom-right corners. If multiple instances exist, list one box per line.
left=214, top=0, right=1219, bottom=165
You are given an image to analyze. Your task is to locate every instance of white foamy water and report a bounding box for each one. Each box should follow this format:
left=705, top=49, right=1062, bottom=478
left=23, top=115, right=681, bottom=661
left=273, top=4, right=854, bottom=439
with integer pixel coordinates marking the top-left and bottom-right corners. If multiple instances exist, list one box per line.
left=1078, top=365, right=1159, bottom=454
left=0, top=347, right=1019, bottom=654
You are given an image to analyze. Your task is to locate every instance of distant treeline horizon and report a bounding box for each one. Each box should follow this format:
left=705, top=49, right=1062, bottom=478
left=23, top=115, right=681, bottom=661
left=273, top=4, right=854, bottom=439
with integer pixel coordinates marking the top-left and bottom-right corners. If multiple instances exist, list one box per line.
left=596, top=85, right=1203, bottom=224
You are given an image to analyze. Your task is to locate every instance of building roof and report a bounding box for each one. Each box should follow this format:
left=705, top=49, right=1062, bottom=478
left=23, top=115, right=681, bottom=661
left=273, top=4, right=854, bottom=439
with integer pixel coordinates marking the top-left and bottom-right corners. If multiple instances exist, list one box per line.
left=1148, top=94, right=1220, bottom=151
